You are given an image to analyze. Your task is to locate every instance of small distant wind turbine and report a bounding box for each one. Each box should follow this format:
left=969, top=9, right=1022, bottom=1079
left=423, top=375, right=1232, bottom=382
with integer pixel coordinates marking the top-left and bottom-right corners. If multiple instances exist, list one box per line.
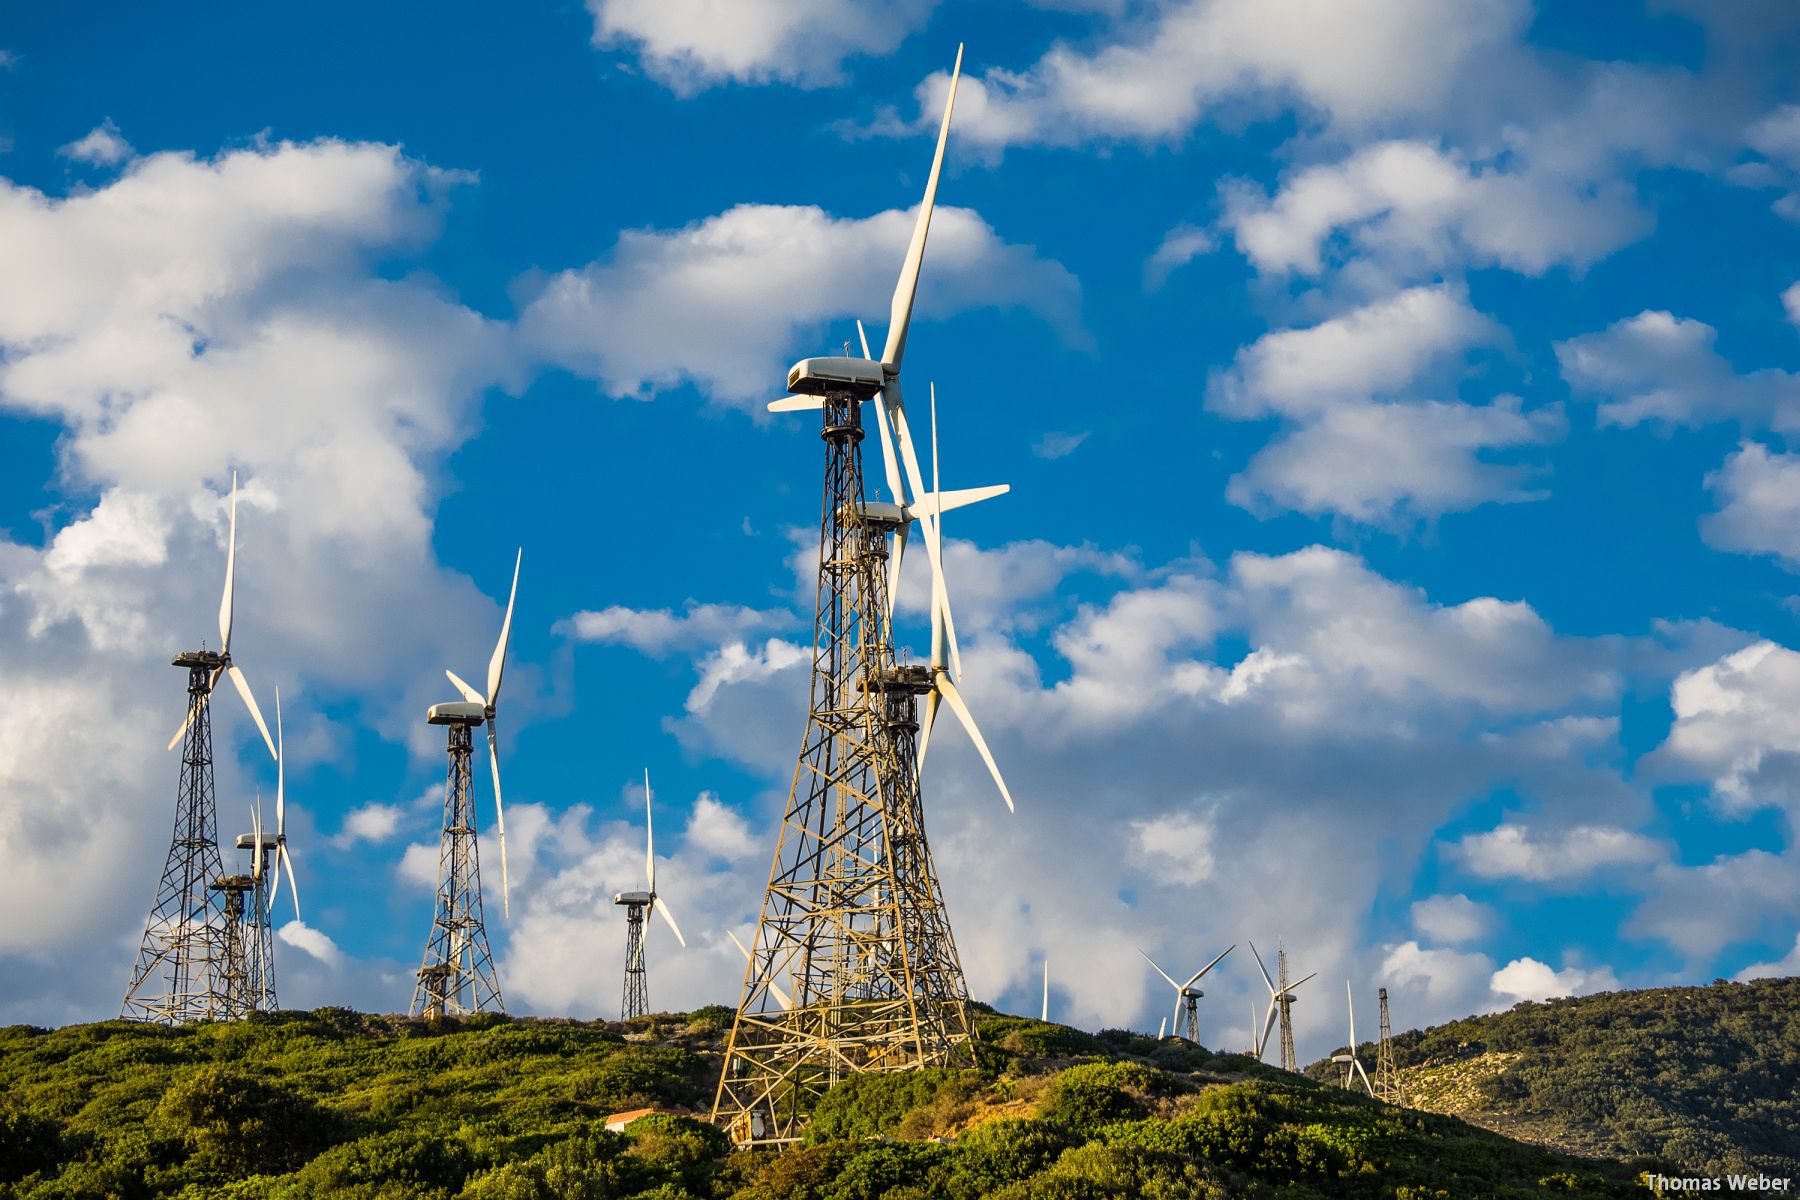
left=1140, top=944, right=1234, bottom=1043
left=443, top=549, right=521, bottom=915
left=262, top=691, right=300, bottom=920
left=1332, top=981, right=1375, bottom=1096
left=1249, top=942, right=1315, bottom=1072
left=616, top=770, right=687, bottom=1019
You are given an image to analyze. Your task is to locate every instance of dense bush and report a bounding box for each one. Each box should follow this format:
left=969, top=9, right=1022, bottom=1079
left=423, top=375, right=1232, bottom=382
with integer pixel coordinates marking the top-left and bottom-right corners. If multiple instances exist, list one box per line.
left=0, top=1006, right=1672, bottom=1198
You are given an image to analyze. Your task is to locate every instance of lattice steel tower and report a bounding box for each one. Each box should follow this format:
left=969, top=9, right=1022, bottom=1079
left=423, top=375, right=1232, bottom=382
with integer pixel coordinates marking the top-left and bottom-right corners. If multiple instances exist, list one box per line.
left=124, top=474, right=278, bottom=1023
left=619, top=900, right=650, bottom=1018
left=1277, top=949, right=1298, bottom=1072
left=412, top=717, right=504, bottom=1018
left=711, top=389, right=975, bottom=1145
left=1374, top=986, right=1405, bottom=1105
left=123, top=656, right=231, bottom=1023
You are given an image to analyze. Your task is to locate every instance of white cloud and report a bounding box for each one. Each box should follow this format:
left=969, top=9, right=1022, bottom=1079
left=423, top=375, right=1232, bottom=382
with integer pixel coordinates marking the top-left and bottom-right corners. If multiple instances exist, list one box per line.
left=57, top=120, right=134, bottom=167
left=1490, top=956, right=1619, bottom=1003
left=1735, top=933, right=1800, bottom=981
left=587, top=0, right=936, bottom=93
left=1703, top=442, right=1800, bottom=568
left=0, top=139, right=527, bottom=1021
left=1410, top=894, right=1494, bottom=945
left=1220, top=139, right=1650, bottom=281
left=278, top=919, right=345, bottom=967
left=1556, top=310, right=1800, bottom=431
left=397, top=842, right=441, bottom=889
left=331, top=802, right=407, bottom=848
left=1208, top=287, right=1558, bottom=523
left=1129, top=809, right=1217, bottom=887
left=1449, top=822, right=1665, bottom=883
left=1657, top=640, right=1800, bottom=813
left=893, top=0, right=1529, bottom=152
left=1144, top=222, right=1213, bottom=288
left=684, top=792, right=757, bottom=862
left=1784, top=280, right=1799, bottom=327
left=518, top=203, right=1081, bottom=405
left=1628, top=849, right=1800, bottom=960
left=1379, top=940, right=1499, bottom=1023
left=560, top=602, right=793, bottom=656
left=1031, top=430, right=1090, bottom=460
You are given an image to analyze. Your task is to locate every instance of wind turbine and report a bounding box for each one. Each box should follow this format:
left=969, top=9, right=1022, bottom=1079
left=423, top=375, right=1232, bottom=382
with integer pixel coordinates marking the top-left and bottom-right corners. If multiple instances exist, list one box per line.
left=1139, top=945, right=1234, bottom=1043
left=232, top=689, right=299, bottom=1014
left=1332, top=981, right=1375, bottom=1096
left=617, top=770, right=688, bottom=1019
left=411, top=550, right=519, bottom=1019
left=165, top=472, right=278, bottom=759
left=124, top=471, right=279, bottom=1025
left=1249, top=942, right=1315, bottom=1072
left=261, top=690, right=301, bottom=921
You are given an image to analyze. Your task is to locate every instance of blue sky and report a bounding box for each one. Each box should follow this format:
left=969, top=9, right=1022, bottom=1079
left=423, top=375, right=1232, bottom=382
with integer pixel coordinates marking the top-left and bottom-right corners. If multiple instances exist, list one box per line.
left=2, top=1, right=1799, bottom=1060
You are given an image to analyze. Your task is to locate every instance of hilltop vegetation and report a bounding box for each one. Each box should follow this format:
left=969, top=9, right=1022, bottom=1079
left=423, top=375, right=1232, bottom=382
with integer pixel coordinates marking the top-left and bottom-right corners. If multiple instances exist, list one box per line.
left=0, top=1005, right=1657, bottom=1199
left=1314, top=976, right=1800, bottom=1177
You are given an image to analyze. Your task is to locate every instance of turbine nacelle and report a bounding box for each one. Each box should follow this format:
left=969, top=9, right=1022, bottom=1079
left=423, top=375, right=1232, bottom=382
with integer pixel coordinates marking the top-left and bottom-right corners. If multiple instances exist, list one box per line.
left=427, top=701, right=488, bottom=726
left=613, top=890, right=654, bottom=906
left=784, top=356, right=886, bottom=398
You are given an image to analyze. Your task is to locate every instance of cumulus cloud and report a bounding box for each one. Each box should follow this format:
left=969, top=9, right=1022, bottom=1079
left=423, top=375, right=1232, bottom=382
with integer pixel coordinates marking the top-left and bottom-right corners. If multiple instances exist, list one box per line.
left=1628, top=849, right=1800, bottom=960
left=1704, top=442, right=1800, bottom=568
left=278, top=919, right=345, bottom=967
left=1449, top=822, right=1665, bottom=883
left=56, top=119, right=133, bottom=166
left=330, top=802, right=407, bottom=848
left=586, top=0, right=936, bottom=93
left=1735, top=933, right=1800, bottom=981
left=1489, top=956, right=1620, bottom=1003
left=1557, top=311, right=1800, bottom=431
left=1207, top=287, right=1558, bottom=523
left=1656, top=640, right=1800, bottom=813
left=883, top=0, right=1529, bottom=152
left=518, top=203, right=1082, bottom=405
left=560, top=602, right=793, bottom=656
left=0, top=140, right=528, bottom=1021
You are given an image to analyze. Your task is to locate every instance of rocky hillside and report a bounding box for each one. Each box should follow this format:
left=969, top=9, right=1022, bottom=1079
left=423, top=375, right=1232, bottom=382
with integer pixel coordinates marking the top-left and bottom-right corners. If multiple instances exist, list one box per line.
left=1308, top=976, right=1800, bottom=1177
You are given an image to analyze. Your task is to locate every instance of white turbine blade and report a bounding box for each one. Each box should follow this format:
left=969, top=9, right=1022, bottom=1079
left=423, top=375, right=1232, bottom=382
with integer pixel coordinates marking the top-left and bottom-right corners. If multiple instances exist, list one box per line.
left=1347, top=979, right=1356, bottom=1045
left=1185, top=944, right=1235, bottom=989
left=267, top=849, right=282, bottom=913
left=486, top=548, right=521, bottom=706
left=1260, top=1003, right=1280, bottom=1057
left=1137, top=948, right=1181, bottom=991
left=1291, top=971, right=1318, bottom=991
left=1354, top=1060, right=1374, bottom=1096
left=274, top=688, right=285, bottom=834
left=915, top=686, right=941, bottom=776
left=488, top=727, right=510, bottom=919
left=1042, top=960, right=1049, bottom=1022
left=886, top=523, right=909, bottom=620
left=936, top=673, right=1014, bottom=812
left=865, top=321, right=904, bottom=507
left=1248, top=941, right=1277, bottom=995
left=879, top=44, right=962, bottom=373
left=1172, top=991, right=1185, bottom=1033
left=1158, top=1016, right=1167, bottom=1040
left=166, top=673, right=220, bottom=751
left=219, top=471, right=238, bottom=652
left=279, top=843, right=301, bottom=921
left=251, top=800, right=264, bottom=881
left=227, top=665, right=278, bottom=760
left=644, top=769, right=656, bottom=893
left=767, top=396, right=826, bottom=413
left=652, top=895, right=687, bottom=948
left=908, top=485, right=1010, bottom=520
left=923, top=383, right=963, bottom=681
left=446, top=670, right=483, bottom=704
left=729, top=930, right=794, bottom=1010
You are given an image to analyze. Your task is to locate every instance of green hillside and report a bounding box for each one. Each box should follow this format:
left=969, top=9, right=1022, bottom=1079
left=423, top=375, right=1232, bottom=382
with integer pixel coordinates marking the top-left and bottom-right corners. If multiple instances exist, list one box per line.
left=1308, top=976, right=1800, bottom=1177
left=0, top=1005, right=1662, bottom=1199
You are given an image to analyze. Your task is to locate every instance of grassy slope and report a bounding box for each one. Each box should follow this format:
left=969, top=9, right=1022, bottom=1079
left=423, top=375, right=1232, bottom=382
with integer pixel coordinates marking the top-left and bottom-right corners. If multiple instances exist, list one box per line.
left=0, top=1005, right=1658, bottom=1199
left=1305, top=976, right=1800, bottom=1177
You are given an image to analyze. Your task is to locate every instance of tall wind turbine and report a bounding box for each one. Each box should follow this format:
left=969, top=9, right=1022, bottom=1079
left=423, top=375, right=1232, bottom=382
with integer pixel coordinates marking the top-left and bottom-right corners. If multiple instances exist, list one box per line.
left=617, top=771, right=688, bottom=1019
left=1139, top=945, right=1234, bottom=1043
left=1331, top=980, right=1374, bottom=1096
left=124, top=472, right=279, bottom=1025
left=1249, top=941, right=1315, bottom=1072
left=717, top=45, right=1019, bottom=1146
left=412, top=550, right=519, bottom=1019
